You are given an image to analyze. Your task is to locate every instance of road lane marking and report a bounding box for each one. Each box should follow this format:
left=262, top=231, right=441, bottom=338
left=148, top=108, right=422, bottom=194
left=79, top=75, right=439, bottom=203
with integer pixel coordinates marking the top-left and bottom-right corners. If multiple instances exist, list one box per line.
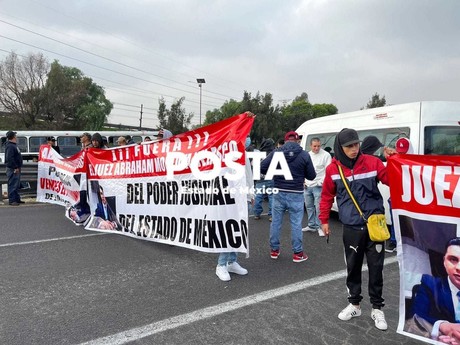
left=0, top=233, right=108, bottom=248
left=80, top=255, right=398, bottom=345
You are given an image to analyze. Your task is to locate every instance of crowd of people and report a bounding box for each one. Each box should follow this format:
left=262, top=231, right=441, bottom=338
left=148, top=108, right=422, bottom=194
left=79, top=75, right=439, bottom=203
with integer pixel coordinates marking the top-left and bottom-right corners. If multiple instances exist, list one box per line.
left=2, top=129, right=169, bottom=208
left=5, top=119, right=434, bottom=337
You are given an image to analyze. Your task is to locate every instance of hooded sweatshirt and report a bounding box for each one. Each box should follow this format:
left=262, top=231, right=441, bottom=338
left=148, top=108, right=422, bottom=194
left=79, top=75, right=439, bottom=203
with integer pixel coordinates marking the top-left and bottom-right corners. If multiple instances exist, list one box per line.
left=319, top=133, right=389, bottom=226
left=260, top=141, right=316, bottom=193
left=5, top=140, right=23, bottom=169
left=91, top=133, right=104, bottom=148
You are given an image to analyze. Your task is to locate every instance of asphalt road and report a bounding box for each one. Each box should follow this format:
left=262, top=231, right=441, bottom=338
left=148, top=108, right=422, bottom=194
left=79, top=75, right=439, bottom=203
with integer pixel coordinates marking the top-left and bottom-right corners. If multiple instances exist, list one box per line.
left=0, top=201, right=422, bottom=345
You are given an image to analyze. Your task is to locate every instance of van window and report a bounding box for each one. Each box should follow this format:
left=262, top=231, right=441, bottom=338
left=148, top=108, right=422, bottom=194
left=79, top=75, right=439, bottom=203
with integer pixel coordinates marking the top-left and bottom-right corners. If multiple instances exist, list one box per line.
left=132, top=136, right=142, bottom=143
left=57, top=136, right=80, bottom=157
left=425, top=126, right=460, bottom=155
left=17, top=137, right=28, bottom=153
left=30, top=136, right=47, bottom=153
left=305, top=127, right=410, bottom=160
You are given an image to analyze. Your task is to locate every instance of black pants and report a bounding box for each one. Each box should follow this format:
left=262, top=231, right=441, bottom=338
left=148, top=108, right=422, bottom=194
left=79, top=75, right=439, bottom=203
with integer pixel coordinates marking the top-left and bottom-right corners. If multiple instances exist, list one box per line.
left=342, top=224, right=385, bottom=309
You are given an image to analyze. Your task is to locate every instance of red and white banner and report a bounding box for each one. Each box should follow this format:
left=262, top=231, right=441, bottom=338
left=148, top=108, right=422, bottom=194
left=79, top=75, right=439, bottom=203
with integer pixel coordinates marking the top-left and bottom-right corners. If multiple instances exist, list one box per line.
left=388, top=154, right=460, bottom=344
left=37, top=113, right=254, bottom=253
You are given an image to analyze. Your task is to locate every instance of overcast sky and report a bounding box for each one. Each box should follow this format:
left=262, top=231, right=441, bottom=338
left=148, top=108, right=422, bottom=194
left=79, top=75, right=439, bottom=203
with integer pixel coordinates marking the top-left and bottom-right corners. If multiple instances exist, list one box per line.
left=1, top=0, right=459, bottom=129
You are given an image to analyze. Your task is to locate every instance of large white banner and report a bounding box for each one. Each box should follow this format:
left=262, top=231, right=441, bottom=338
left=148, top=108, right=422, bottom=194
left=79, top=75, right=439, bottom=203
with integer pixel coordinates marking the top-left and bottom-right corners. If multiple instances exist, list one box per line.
left=388, top=154, right=460, bottom=344
left=37, top=113, right=254, bottom=254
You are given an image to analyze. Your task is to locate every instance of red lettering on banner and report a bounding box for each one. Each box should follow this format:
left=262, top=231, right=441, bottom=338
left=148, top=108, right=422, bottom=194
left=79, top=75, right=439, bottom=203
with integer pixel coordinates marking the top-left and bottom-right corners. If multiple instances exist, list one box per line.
left=39, top=177, right=79, bottom=200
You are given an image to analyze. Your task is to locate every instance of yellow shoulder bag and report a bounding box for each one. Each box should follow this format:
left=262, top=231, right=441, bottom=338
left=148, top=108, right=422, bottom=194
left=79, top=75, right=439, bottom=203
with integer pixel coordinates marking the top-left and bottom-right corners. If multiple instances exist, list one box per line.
left=337, top=165, right=390, bottom=242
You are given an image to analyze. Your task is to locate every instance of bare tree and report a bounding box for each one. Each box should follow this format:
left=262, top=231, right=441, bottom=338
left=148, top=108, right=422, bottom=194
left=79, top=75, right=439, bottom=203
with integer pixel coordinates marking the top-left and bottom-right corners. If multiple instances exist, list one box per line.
left=0, top=52, right=49, bottom=127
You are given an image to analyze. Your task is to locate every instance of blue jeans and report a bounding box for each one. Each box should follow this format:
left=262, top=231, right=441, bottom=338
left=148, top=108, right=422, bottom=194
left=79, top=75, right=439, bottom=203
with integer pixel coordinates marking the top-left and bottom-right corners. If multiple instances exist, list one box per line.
left=6, top=168, right=21, bottom=203
left=270, top=191, right=305, bottom=253
left=218, top=252, right=237, bottom=266
left=254, top=180, right=274, bottom=216
left=304, top=186, right=322, bottom=229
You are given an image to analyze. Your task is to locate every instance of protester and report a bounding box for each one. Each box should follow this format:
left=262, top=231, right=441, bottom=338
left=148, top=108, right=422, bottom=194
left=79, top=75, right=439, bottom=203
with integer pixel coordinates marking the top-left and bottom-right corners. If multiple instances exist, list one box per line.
left=253, top=138, right=275, bottom=221
left=157, top=129, right=173, bottom=140
left=361, top=135, right=384, bottom=158
left=302, top=137, right=331, bottom=236
left=125, top=135, right=135, bottom=145
left=215, top=111, right=255, bottom=281
left=144, top=136, right=152, bottom=142
left=91, top=133, right=105, bottom=148
left=80, top=132, right=92, bottom=149
left=4, top=131, right=24, bottom=206
left=47, top=137, right=61, bottom=154
left=261, top=131, right=316, bottom=263
left=276, top=139, right=284, bottom=148
left=320, top=128, right=389, bottom=331
left=117, top=136, right=127, bottom=146
left=408, top=237, right=460, bottom=343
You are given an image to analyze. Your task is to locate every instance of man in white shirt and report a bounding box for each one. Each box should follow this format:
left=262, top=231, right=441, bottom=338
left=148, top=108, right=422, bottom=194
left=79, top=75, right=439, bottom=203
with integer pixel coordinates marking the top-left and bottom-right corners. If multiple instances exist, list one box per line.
left=302, top=137, right=331, bottom=236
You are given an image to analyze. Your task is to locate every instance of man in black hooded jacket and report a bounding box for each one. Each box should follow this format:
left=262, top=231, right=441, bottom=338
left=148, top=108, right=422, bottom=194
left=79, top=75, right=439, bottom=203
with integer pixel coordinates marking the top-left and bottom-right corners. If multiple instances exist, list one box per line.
left=320, top=128, right=389, bottom=331
left=4, top=131, right=23, bottom=205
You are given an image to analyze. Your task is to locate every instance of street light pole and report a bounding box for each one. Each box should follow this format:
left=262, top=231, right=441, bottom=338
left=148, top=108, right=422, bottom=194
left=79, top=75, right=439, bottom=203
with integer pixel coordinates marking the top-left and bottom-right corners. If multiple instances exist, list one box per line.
left=196, top=78, right=205, bottom=126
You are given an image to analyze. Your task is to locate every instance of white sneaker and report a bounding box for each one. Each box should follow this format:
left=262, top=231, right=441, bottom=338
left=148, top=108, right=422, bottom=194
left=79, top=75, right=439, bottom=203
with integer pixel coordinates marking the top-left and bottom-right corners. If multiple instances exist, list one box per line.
left=338, top=304, right=361, bottom=321
left=216, top=265, right=231, bottom=281
left=302, top=226, right=317, bottom=232
left=227, top=262, right=248, bottom=275
left=318, top=229, right=325, bottom=237
left=371, top=308, right=388, bottom=331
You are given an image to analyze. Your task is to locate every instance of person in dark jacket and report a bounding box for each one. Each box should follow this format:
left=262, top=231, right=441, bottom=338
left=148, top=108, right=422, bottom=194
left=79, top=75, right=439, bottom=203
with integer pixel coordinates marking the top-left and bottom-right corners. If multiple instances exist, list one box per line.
left=91, top=133, right=106, bottom=148
left=47, top=136, right=61, bottom=154
left=253, top=138, right=275, bottom=221
left=260, top=131, right=316, bottom=263
left=4, top=131, right=24, bottom=205
left=320, top=128, right=389, bottom=331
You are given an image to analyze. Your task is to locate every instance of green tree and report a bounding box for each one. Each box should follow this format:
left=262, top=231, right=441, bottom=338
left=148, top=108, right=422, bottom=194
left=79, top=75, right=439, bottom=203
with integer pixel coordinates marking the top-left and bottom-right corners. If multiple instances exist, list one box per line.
left=44, top=61, right=112, bottom=130
left=203, top=99, right=242, bottom=126
left=364, top=93, right=386, bottom=109
left=239, top=91, right=283, bottom=146
left=157, top=97, right=193, bottom=134
left=281, top=94, right=337, bottom=135
left=0, top=52, right=113, bottom=130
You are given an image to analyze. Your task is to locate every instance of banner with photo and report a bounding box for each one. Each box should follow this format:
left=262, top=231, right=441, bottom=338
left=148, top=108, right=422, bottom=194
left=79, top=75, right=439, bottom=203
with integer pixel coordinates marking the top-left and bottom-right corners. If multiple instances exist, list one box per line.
left=37, top=113, right=254, bottom=254
left=388, top=154, right=460, bottom=344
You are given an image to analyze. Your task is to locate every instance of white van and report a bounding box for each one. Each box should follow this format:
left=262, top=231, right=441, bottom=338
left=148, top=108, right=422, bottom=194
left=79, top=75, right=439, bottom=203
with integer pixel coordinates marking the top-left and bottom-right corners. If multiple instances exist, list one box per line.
left=296, top=101, right=460, bottom=223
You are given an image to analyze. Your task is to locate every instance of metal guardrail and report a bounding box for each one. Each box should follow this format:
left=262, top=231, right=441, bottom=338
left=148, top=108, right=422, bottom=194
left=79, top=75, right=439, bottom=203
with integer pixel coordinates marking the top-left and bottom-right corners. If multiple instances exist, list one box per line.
left=0, top=163, right=38, bottom=202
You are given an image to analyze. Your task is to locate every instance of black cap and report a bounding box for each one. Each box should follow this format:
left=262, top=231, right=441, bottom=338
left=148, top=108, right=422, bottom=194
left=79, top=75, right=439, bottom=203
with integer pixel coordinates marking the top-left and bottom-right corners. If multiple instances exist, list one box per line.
left=361, top=135, right=384, bottom=155
left=47, top=136, right=56, bottom=141
left=6, top=131, right=16, bottom=140
left=338, top=128, right=360, bottom=147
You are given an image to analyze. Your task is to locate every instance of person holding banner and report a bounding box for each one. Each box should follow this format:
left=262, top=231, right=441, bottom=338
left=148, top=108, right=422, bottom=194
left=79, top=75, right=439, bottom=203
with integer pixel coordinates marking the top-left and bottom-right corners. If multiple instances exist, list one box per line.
left=320, top=128, right=389, bottom=331
left=215, top=112, right=255, bottom=282
left=408, top=237, right=460, bottom=343
left=80, top=132, right=92, bottom=150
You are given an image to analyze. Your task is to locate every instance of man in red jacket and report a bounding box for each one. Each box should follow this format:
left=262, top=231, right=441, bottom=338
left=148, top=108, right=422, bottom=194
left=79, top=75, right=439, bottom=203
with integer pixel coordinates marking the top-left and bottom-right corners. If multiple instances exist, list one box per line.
left=320, top=128, right=389, bottom=331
